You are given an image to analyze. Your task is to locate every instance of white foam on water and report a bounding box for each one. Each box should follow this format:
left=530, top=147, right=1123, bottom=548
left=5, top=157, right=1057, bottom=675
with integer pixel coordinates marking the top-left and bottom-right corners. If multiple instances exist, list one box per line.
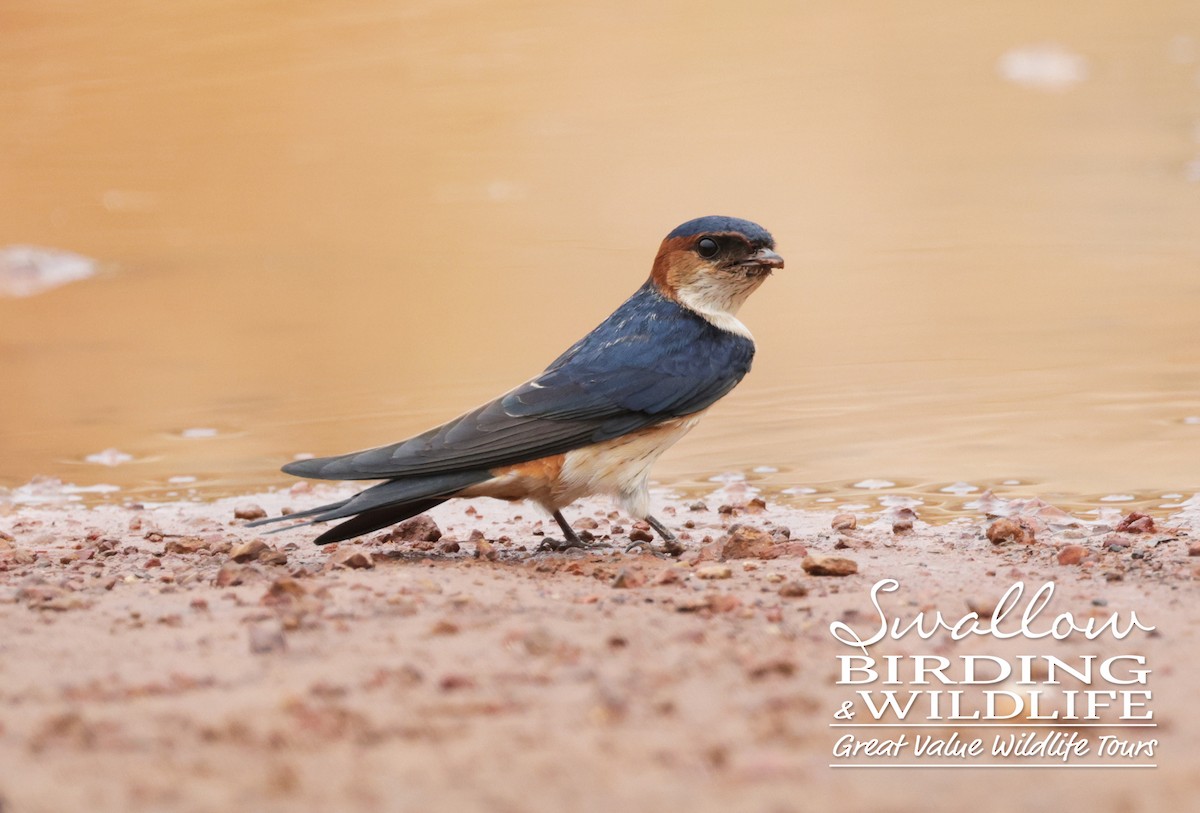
left=997, top=43, right=1088, bottom=91
left=0, top=245, right=97, bottom=298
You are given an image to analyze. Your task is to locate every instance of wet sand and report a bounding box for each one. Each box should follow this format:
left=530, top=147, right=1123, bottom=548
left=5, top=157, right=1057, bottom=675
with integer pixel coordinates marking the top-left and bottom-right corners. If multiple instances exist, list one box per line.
left=1, top=485, right=1197, bottom=812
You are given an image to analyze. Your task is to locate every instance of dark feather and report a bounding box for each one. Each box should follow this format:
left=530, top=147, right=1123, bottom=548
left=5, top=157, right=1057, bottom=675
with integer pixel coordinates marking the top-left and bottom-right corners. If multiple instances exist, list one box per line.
left=312, top=498, right=449, bottom=545
left=245, top=471, right=491, bottom=542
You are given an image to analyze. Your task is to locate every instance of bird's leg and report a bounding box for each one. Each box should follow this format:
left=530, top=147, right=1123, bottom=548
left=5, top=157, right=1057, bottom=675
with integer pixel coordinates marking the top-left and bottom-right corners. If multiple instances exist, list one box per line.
left=536, top=510, right=588, bottom=552
left=625, top=514, right=685, bottom=557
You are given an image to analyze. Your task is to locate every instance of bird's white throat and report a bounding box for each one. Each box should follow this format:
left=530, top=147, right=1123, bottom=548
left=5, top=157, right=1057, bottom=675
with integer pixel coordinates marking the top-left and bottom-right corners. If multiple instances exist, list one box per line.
left=673, top=273, right=763, bottom=340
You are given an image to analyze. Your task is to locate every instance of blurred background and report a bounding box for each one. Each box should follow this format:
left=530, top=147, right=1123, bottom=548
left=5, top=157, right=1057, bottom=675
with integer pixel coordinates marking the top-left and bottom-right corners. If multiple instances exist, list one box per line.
left=1, top=0, right=1198, bottom=516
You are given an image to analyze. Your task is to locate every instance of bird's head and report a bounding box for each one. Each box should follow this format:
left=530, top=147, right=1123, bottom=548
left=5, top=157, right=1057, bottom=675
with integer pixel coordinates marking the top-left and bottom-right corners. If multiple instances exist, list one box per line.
left=650, top=216, right=783, bottom=321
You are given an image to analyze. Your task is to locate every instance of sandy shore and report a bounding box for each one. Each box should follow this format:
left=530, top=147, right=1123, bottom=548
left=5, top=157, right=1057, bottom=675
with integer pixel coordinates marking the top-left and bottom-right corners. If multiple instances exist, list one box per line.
left=1, top=483, right=1197, bottom=813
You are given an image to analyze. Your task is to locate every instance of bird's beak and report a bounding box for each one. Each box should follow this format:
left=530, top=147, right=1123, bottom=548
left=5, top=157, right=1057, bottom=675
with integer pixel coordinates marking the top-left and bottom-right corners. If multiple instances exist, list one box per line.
left=738, top=248, right=785, bottom=270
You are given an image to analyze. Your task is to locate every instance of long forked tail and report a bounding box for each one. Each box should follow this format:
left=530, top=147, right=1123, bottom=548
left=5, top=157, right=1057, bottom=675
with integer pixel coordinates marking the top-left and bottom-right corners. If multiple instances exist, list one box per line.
left=247, top=469, right=491, bottom=545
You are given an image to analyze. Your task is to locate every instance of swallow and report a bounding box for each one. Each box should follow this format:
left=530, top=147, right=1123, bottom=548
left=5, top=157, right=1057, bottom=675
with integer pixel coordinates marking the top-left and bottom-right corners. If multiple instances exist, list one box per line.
left=250, top=215, right=783, bottom=555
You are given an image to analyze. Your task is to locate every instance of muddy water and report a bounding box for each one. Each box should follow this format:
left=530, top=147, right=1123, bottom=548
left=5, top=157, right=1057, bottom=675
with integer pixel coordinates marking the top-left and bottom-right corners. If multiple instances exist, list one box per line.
left=2, top=1, right=1198, bottom=517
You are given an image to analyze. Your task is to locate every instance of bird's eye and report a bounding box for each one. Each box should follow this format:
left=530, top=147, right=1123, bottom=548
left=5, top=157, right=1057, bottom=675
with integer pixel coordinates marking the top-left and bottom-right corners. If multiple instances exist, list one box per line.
left=697, top=237, right=719, bottom=258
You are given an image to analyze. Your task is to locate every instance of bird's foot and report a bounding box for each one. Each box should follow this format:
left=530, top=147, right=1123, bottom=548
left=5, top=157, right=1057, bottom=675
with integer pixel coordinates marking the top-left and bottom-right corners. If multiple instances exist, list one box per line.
left=625, top=514, right=685, bottom=557
left=624, top=538, right=684, bottom=558
left=536, top=510, right=592, bottom=553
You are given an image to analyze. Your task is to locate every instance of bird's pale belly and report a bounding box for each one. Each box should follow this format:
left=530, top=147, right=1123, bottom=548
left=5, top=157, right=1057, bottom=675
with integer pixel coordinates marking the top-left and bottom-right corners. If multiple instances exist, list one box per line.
left=459, top=412, right=706, bottom=517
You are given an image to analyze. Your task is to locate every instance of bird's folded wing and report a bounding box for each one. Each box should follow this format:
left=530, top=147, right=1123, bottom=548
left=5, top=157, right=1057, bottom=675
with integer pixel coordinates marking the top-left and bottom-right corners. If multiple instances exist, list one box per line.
left=283, top=310, right=754, bottom=481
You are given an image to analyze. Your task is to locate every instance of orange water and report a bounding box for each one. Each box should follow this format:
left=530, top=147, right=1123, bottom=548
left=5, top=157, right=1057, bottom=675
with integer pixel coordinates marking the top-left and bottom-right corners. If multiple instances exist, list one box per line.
left=2, top=1, right=1198, bottom=517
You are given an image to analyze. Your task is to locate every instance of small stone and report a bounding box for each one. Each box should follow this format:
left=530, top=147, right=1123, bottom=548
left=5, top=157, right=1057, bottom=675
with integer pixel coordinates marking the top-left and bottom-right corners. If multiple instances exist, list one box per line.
left=1187, top=542, right=1200, bottom=557
left=778, top=581, right=808, bottom=598
left=439, top=674, right=475, bottom=691
left=986, top=518, right=1036, bottom=546
left=720, top=525, right=776, bottom=560
left=264, top=577, right=306, bottom=602
left=747, top=659, right=796, bottom=680
left=1115, top=512, right=1155, bottom=534
left=674, top=595, right=713, bottom=613
left=258, top=548, right=288, bottom=566
left=390, top=514, right=442, bottom=542
left=229, top=539, right=269, bottom=563
left=802, top=555, right=858, bottom=577
left=474, top=539, right=497, bottom=561
left=965, top=597, right=1001, bottom=618
left=612, top=567, right=645, bottom=589
left=696, top=565, right=732, bottom=580
left=430, top=619, right=459, bottom=635
left=576, top=517, right=599, bottom=529
left=744, top=497, right=767, bottom=514
left=1057, top=544, right=1087, bottom=566
left=892, top=508, right=917, bottom=534
left=333, top=549, right=374, bottom=569
left=689, top=501, right=707, bottom=511
left=628, top=528, right=654, bottom=544
left=652, top=568, right=682, bottom=586
left=437, top=539, right=460, bottom=554
left=234, top=503, right=267, bottom=521
left=249, top=621, right=287, bottom=654
left=832, top=513, right=857, bottom=531
left=215, top=563, right=247, bottom=587
left=164, top=537, right=208, bottom=555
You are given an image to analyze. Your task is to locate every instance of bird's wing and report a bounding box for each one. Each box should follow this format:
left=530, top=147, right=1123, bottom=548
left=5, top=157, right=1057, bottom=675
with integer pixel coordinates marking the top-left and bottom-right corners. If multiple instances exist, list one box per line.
left=284, top=286, right=755, bottom=480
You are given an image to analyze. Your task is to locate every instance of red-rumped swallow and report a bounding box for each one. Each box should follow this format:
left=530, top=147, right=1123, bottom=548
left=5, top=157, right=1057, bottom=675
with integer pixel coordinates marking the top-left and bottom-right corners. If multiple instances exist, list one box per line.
left=251, top=216, right=783, bottom=555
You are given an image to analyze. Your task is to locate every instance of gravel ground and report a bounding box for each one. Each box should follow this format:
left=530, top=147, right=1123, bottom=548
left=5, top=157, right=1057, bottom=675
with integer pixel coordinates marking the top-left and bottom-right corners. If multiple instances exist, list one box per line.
left=1, top=484, right=1197, bottom=812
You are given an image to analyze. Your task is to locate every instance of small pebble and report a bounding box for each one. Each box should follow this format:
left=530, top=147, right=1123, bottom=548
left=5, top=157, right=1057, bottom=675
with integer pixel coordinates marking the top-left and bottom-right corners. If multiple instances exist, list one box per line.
left=234, top=504, right=267, bottom=521
left=802, top=555, right=858, bottom=577
left=1115, top=512, right=1155, bottom=534
left=674, top=596, right=713, bottom=613
left=831, top=513, right=857, bottom=531
left=333, top=549, right=374, bottom=570
left=696, top=565, right=732, bottom=580
left=612, top=568, right=644, bottom=588
left=720, top=525, right=776, bottom=560
left=229, top=539, right=269, bottom=563
left=1057, top=544, right=1087, bottom=566
left=778, top=581, right=808, bottom=598
left=744, top=498, right=767, bottom=514
left=891, top=508, right=917, bottom=534
left=986, top=518, right=1036, bottom=546
left=389, top=514, right=442, bottom=542
left=214, top=563, right=246, bottom=587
